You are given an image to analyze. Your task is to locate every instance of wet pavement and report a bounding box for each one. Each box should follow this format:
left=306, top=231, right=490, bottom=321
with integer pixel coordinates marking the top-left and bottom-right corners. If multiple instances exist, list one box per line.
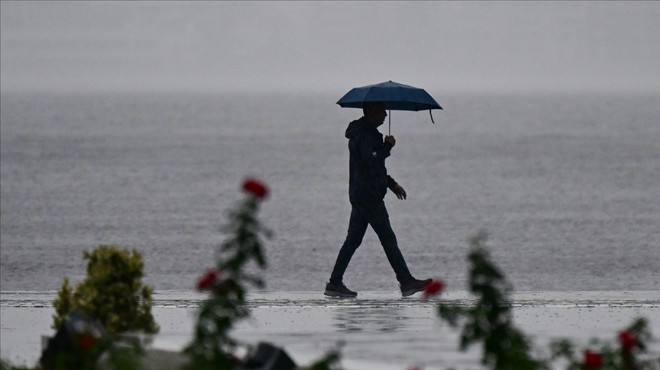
left=2, top=291, right=659, bottom=369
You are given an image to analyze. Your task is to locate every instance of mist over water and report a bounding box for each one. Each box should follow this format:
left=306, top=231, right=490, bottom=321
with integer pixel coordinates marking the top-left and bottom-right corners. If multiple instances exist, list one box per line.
left=2, top=2, right=660, bottom=94
left=1, top=91, right=659, bottom=293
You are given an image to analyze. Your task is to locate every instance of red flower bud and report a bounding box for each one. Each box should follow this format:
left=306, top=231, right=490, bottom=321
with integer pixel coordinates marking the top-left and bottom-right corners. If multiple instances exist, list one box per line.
left=197, top=269, right=220, bottom=291
left=242, top=178, right=269, bottom=200
left=422, top=279, right=444, bottom=299
left=618, top=331, right=637, bottom=351
left=584, top=350, right=603, bottom=369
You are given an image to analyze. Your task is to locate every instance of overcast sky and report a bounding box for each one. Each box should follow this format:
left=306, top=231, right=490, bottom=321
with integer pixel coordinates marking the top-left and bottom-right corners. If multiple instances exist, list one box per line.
left=2, top=1, right=659, bottom=94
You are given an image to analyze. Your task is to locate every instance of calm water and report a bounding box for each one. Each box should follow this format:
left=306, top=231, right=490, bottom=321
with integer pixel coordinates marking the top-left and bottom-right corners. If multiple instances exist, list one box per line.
left=1, top=91, right=659, bottom=293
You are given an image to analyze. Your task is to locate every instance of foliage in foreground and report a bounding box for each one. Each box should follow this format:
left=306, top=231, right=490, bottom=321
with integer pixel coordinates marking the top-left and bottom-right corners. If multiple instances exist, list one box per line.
left=52, top=245, right=159, bottom=335
left=549, top=317, right=655, bottom=370
left=437, top=230, right=540, bottom=370
left=183, top=178, right=343, bottom=370
left=183, top=180, right=271, bottom=369
left=435, top=230, right=658, bottom=370
left=181, top=179, right=269, bottom=369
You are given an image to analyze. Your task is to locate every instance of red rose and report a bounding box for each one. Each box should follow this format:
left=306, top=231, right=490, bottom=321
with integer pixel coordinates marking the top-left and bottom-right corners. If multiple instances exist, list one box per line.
left=584, top=350, right=603, bottom=369
left=242, top=178, right=269, bottom=200
left=79, top=334, right=95, bottom=351
left=422, top=279, right=444, bottom=299
left=197, top=269, right=220, bottom=291
left=618, top=331, right=637, bottom=351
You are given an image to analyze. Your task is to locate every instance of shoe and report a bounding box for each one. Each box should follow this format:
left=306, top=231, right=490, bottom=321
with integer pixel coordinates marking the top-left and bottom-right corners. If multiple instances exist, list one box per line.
left=400, top=278, right=432, bottom=297
left=324, top=281, right=357, bottom=298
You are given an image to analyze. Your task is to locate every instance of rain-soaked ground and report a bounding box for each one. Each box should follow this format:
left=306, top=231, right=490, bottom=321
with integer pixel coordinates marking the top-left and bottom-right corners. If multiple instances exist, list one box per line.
left=2, top=291, right=659, bottom=369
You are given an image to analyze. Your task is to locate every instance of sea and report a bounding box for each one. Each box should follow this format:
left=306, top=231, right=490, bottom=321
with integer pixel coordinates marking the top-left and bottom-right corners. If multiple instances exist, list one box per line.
left=1, top=90, right=659, bottom=295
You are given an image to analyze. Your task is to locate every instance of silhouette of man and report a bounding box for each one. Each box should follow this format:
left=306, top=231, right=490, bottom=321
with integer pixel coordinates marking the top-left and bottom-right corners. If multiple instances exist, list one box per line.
left=325, top=101, right=431, bottom=297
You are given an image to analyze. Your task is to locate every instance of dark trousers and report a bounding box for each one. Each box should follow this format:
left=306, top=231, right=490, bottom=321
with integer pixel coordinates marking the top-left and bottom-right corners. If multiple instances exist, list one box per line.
left=330, top=200, right=413, bottom=284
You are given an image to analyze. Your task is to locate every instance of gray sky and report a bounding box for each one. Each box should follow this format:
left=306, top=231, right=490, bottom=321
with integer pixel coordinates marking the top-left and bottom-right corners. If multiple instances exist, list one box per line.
left=2, top=1, right=659, bottom=94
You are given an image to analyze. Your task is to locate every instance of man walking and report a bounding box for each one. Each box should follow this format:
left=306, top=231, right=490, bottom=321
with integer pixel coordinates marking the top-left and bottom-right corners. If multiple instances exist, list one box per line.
left=325, top=101, right=431, bottom=298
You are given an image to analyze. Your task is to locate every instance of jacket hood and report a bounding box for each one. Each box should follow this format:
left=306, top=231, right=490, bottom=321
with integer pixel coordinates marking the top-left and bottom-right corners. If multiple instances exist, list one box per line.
left=345, top=117, right=368, bottom=139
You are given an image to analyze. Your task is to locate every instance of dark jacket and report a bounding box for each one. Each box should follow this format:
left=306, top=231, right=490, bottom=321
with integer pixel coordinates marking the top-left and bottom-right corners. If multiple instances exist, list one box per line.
left=345, top=117, right=397, bottom=203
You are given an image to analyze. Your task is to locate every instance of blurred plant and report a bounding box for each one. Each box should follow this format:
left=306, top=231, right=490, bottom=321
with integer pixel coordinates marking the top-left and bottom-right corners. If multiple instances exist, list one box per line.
left=39, top=337, right=143, bottom=370
left=0, top=360, right=32, bottom=370
left=101, top=340, right=145, bottom=370
left=437, top=230, right=659, bottom=370
left=184, top=178, right=272, bottom=370
left=41, top=311, right=109, bottom=370
left=0, top=359, right=15, bottom=370
left=550, top=317, right=656, bottom=370
left=52, top=245, right=158, bottom=335
left=437, top=230, right=541, bottom=370
left=185, top=178, right=347, bottom=370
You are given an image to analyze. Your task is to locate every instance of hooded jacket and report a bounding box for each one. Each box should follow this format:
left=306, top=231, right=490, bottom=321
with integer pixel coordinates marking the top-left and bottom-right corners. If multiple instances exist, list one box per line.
left=345, top=117, right=397, bottom=203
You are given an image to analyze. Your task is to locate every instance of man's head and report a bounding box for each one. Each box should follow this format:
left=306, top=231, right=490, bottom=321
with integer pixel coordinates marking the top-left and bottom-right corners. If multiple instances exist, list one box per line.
left=363, top=101, right=387, bottom=127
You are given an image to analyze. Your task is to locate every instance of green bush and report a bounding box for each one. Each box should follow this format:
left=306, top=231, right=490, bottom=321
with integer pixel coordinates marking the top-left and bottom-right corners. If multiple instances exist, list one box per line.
left=52, top=245, right=159, bottom=335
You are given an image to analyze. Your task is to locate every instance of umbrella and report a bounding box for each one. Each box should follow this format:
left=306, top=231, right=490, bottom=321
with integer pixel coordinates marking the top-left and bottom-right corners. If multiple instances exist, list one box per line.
left=336, top=80, right=442, bottom=134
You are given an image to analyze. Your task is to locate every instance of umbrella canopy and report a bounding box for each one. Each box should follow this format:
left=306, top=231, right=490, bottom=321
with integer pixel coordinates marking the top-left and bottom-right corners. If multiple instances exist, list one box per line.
left=337, top=80, right=442, bottom=111
left=336, top=81, right=442, bottom=131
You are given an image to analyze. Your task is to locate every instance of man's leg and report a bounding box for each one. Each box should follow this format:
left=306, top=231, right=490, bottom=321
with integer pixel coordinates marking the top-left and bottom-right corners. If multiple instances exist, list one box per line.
left=329, top=203, right=369, bottom=284
left=367, top=201, right=414, bottom=284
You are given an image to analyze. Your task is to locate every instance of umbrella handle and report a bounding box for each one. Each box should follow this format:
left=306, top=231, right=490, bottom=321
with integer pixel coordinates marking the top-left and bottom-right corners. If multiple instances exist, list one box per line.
left=388, top=110, right=391, bottom=135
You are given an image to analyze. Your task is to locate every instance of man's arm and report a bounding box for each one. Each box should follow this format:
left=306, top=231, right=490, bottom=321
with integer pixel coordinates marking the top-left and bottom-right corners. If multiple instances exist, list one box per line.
left=383, top=136, right=406, bottom=200
left=388, top=177, right=407, bottom=200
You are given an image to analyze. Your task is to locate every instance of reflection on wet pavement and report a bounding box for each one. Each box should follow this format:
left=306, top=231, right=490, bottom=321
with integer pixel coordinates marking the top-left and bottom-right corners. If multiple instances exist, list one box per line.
left=334, top=305, right=408, bottom=332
